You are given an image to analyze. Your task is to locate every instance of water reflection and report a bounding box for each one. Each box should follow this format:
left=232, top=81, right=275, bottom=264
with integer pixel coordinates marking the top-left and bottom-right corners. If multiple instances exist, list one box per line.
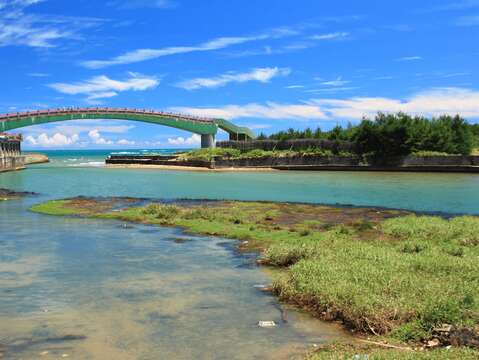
left=0, top=201, right=348, bottom=359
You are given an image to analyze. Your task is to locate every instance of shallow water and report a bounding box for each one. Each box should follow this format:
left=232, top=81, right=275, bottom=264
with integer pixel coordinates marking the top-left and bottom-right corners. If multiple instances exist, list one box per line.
left=1, top=150, right=479, bottom=359
left=0, top=198, right=348, bottom=359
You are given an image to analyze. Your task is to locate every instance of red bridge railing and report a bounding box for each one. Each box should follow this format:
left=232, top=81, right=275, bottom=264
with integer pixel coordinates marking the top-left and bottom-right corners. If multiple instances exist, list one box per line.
left=0, top=107, right=215, bottom=124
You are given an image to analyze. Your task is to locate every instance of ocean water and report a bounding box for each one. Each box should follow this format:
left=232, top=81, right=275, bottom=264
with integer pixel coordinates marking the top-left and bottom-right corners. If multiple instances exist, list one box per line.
left=0, top=149, right=478, bottom=359
left=5, top=149, right=479, bottom=214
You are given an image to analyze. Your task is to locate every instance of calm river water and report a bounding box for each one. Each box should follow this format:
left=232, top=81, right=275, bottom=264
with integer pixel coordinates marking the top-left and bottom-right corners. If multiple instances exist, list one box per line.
left=1, top=150, right=479, bottom=359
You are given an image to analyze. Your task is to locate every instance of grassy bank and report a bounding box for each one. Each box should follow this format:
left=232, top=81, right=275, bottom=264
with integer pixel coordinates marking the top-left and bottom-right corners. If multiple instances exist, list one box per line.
left=31, top=198, right=479, bottom=358
left=176, top=147, right=351, bottom=162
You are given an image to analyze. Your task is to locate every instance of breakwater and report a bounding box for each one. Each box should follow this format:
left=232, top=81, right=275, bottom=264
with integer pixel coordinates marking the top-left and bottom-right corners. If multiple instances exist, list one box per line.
left=106, top=154, right=479, bottom=173
left=0, top=134, right=24, bottom=172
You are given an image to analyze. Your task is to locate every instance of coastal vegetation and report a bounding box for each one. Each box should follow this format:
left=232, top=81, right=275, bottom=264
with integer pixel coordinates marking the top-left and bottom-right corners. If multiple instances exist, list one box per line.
left=177, top=147, right=349, bottom=162
left=258, top=113, right=478, bottom=157
left=31, top=198, right=479, bottom=358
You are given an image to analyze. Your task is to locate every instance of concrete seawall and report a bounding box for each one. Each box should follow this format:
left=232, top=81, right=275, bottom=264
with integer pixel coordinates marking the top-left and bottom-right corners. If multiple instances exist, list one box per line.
left=106, top=154, right=479, bottom=173
left=0, top=135, right=25, bottom=173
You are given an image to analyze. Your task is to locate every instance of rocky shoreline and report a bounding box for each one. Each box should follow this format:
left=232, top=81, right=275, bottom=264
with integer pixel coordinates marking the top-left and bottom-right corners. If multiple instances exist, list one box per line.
left=0, top=188, right=36, bottom=200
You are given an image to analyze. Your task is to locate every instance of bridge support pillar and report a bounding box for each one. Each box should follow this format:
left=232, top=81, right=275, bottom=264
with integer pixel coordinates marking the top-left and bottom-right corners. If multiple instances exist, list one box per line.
left=201, top=134, right=215, bottom=149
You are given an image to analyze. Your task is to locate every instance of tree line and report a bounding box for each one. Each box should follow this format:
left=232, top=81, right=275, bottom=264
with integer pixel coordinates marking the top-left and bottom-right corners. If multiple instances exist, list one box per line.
left=257, top=113, right=479, bottom=156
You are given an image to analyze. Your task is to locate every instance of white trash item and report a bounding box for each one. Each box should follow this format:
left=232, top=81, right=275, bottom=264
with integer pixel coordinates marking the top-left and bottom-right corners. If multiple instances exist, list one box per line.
left=258, top=321, right=276, bottom=328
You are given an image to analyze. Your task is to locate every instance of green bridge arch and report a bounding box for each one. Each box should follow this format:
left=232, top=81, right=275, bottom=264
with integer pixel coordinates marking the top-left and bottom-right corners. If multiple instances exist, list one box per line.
left=0, top=108, right=255, bottom=148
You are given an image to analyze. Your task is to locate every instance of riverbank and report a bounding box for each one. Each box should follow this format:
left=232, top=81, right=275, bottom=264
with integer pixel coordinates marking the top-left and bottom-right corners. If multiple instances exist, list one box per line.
left=106, top=151, right=479, bottom=173
left=31, top=197, right=479, bottom=358
left=106, top=163, right=276, bottom=172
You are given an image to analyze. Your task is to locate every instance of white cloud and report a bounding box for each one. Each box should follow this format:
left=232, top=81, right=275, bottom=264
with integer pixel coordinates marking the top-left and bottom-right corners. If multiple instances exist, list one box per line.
left=320, top=77, right=350, bottom=86
left=177, top=67, right=290, bottom=90
left=88, top=129, right=113, bottom=145
left=170, top=88, right=479, bottom=122
left=167, top=134, right=201, bottom=146
left=80, top=28, right=295, bottom=68
left=314, top=87, right=479, bottom=119
left=171, top=102, right=328, bottom=121
left=49, top=74, right=159, bottom=103
left=54, top=123, right=135, bottom=136
left=28, top=72, right=50, bottom=77
left=117, top=139, right=136, bottom=145
left=0, top=0, right=103, bottom=48
left=396, top=56, right=423, bottom=62
left=25, top=132, right=79, bottom=147
left=285, top=85, right=305, bottom=89
left=310, top=32, right=350, bottom=40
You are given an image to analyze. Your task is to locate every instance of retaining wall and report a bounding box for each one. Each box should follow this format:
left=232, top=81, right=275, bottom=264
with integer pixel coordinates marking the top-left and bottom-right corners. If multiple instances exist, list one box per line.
left=0, top=137, right=24, bottom=172
left=106, top=154, right=479, bottom=172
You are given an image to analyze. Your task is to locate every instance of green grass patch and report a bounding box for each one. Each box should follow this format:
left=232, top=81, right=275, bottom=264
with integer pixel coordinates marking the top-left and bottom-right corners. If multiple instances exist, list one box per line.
left=308, top=342, right=478, bottom=360
left=30, top=198, right=479, bottom=355
left=30, top=200, right=82, bottom=216
left=176, top=147, right=352, bottom=162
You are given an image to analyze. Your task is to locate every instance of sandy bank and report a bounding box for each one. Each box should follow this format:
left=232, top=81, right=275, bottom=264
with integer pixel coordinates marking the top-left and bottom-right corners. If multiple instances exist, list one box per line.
left=106, top=163, right=277, bottom=172
left=24, top=153, right=49, bottom=165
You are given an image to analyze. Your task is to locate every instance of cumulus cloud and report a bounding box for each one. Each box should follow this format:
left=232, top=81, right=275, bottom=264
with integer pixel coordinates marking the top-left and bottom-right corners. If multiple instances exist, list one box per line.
left=167, top=134, right=201, bottom=146
left=25, top=132, right=79, bottom=147
left=171, top=88, right=479, bottom=121
left=54, top=123, right=135, bottom=136
left=49, top=73, right=159, bottom=103
left=171, top=102, right=327, bottom=120
left=117, top=139, right=136, bottom=145
left=314, top=87, right=479, bottom=119
left=177, top=67, right=290, bottom=90
left=88, top=129, right=113, bottom=145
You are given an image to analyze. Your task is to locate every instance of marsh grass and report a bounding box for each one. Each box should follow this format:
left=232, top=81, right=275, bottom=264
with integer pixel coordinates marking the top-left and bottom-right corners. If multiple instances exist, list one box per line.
left=308, top=342, right=479, bottom=360
left=31, top=199, right=479, bottom=356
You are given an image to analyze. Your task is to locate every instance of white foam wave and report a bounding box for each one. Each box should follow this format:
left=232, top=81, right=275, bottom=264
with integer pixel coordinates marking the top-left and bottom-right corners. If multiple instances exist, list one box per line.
left=68, top=161, right=105, bottom=167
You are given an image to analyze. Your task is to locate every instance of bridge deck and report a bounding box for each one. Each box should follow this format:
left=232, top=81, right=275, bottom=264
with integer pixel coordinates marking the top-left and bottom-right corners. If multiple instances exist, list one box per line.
left=0, top=107, right=255, bottom=140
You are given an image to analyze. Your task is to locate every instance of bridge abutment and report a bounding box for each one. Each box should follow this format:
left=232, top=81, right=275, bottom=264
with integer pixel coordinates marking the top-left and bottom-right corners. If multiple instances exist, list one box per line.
left=201, top=134, right=216, bottom=149
left=0, top=134, right=25, bottom=172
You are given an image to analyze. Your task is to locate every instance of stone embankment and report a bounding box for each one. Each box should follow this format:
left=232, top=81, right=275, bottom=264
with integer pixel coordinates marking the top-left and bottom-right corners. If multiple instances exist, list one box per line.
left=106, top=154, right=479, bottom=173
left=0, top=134, right=24, bottom=172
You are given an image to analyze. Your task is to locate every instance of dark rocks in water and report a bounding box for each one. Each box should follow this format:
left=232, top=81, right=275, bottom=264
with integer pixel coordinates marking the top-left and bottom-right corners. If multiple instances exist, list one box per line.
left=0, top=188, right=37, bottom=198
left=6, top=334, right=87, bottom=354
left=166, top=237, right=192, bottom=244
left=45, top=335, right=87, bottom=344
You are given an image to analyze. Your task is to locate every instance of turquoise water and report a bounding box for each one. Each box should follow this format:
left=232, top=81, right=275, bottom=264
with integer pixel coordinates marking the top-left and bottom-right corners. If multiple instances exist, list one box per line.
left=1, top=150, right=479, bottom=359
left=3, top=150, right=479, bottom=214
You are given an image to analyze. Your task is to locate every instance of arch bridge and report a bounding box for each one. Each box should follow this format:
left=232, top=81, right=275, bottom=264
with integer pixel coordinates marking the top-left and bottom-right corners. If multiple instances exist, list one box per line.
left=0, top=108, right=255, bottom=148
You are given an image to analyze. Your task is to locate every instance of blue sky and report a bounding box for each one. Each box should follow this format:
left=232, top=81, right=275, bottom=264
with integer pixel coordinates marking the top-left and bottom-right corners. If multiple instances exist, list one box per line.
left=1, top=0, right=478, bottom=149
